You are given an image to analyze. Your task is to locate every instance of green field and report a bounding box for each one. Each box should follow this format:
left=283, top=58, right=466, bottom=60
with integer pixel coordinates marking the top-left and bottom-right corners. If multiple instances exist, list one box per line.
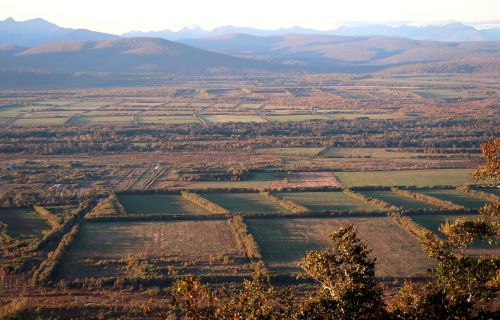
left=360, top=190, right=436, bottom=209
left=477, top=188, right=500, bottom=196
left=13, top=117, right=69, bottom=126
left=139, top=115, right=197, bottom=124
left=117, top=194, right=210, bottom=215
left=200, top=192, right=288, bottom=213
left=72, top=115, right=135, bottom=125
left=246, top=217, right=434, bottom=277
left=418, top=189, right=487, bottom=209
left=0, top=208, right=50, bottom=238
left=334, top=169, right=473, bottom=187
left=61, top=220, right=248, bottom=279
left=203, top=114, right=266, bottom=123
left=277, top=191, right=377, bottom=211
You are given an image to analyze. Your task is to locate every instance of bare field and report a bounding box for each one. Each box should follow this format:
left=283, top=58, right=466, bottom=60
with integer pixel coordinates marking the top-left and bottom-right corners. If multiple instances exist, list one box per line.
left=61, top=220, right=250, bottom=279
left=246, top=217, right=434, bottom=277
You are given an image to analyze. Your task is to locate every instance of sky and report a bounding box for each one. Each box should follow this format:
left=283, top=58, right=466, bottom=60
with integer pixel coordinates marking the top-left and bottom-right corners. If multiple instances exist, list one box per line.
left=1, top=0, right=500, bottom=34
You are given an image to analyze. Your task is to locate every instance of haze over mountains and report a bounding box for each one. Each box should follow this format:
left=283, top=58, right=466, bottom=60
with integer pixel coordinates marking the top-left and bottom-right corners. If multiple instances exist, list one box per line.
left=126, top=22, right=500, bottom=42
left=1, top=17, right=500, bottom=77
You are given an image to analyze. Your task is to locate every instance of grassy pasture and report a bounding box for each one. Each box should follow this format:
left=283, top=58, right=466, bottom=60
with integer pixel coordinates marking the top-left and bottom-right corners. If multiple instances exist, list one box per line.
left=203, top=114, right=266, bottom=123
left=200, top=192, right=289, bottom=213
left=0, top=105, right=54, bottom=117
left=0, top=208, right=50, bottom=238
left=334, top=169, right=473, bottom=187
left=328, top=113, right=402, bottom=120
left=72, top=115, right=135, bottom=125
left=277, top=191, right=377, bottom=212
left=360, top=190, right=436, bottom=209
left=246, top=217, right=434, bottom=277
left=61, top=220, right=248, bottom=279
left=418, top=189, right=487, bottom=209
left=117, top=194, right=210, bottom=215
left=140, top=115, right=197, bottom=124
left=13, top=117, right=69, bottom=126
left=477, top=188, right=500, bottom=196
left=266, top=114, right=327, bottom=122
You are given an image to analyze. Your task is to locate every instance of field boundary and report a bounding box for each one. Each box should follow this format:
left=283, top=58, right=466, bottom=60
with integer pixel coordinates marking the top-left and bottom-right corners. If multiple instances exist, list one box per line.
left=391, top=187, right=466, bottom=210
left=260, top=191, right=310, bottom=214
left=456, top=186, right=499, bottom=203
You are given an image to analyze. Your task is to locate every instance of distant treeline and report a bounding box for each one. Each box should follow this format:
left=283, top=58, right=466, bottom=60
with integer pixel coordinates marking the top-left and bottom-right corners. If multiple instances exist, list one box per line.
left=0, top=117, right=496, bottom=154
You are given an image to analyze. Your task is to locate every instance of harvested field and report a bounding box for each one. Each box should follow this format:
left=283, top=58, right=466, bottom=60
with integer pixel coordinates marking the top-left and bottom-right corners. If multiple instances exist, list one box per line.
left=0, top=208, right=50, bottom=238
left=276, top=191, right=377, bottom=212
left=246, top=217, right=434, bottom=277
left=334, top=169, right=473, bottom=187
left=267, top=171, right=343, bottom=189
left=418, top=189, right=487, bottom=209
left=199, top=192, right=288, bottom=213
left=117, top=194, right=211, bottom=215
left=266, top=114, right=327, bottom=122
left=60, top=220, right=249, bottom=279
left=203, top=114, right=266, bottom=123
left=13, top=117, right=69, bottom=126
left=360, top=190, right=436, bottom=209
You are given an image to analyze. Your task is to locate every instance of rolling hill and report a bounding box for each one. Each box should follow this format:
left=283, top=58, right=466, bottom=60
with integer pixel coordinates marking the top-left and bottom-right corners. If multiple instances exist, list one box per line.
left=180, top=33, right=500, bottom=73
left=0, top=37, right=272, bottom=74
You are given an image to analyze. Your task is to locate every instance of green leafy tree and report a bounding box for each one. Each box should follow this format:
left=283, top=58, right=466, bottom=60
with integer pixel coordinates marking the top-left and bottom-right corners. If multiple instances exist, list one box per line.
left=297, top=225, right=386, bottom=320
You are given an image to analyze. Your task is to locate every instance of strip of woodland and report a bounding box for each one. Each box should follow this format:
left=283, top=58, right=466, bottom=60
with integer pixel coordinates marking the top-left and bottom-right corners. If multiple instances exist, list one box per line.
left=391, top=187, right=465, bottom=210
left=33, top=205, right=61, bottom=228
left=31, top=224, right=80, bottom=285
left=343, top=189, right=400, bottom=213
left=86, top=194, right=126, bottom=217
left=181, top=191, right=229, bottom=214
left=456, top=186, right=499, bottom=203
left=260, top=191, right=310, bottom=214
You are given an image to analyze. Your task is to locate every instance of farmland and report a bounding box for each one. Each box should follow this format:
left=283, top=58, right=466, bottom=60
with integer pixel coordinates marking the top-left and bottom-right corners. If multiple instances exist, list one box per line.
left=61, top=220, right=251, bottom=279
left=0, top=74, right=497, bottom=317
left=117, top=194, right=211, bottom=215
left=246, top=217, right=434, bottom=277
left=359, top=190, right=436, bottom=209
left=0, top=208, right=50, bottom=238
left=334, top=169, right=473, bottom=187
left=199, top=192, right=289, bottom=213
left=276, top=191, right=378, bottom=211
left=417, top=189, right=487, bottom=209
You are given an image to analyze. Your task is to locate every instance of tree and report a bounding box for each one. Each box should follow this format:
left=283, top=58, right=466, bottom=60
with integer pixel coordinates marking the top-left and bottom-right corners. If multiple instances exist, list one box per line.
left=297, top=225, right=386, bottom=320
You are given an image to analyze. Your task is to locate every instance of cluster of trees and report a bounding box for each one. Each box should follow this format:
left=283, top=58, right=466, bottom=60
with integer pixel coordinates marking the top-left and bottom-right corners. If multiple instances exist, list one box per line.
left=391, top=188, right=466, bottom=210
left=0, top=186, right=98, bottom=208
left=260, top=191, right=310, bottom=214
left=181, top=191, right=229, bottom=214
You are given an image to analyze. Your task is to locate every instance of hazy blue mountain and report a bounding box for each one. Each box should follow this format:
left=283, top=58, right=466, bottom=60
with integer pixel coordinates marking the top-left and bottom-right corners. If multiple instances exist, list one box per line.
left=0, top=17, right=117, bottom=47
left=124, top=23, right=500, bottom=42
left=180, top=33, right=500, bottom=73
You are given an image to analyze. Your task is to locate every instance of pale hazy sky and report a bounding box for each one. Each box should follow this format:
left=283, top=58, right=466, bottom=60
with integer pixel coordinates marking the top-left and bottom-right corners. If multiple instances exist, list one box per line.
left=1, top=0, right=500, bottom=34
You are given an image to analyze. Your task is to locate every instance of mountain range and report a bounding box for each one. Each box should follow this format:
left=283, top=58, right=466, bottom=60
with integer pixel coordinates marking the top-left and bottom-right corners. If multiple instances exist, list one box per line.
left=126, top=23, right=500, bottom=42
left=0, top=18, right=500, bottom=77
left=2, top=17, right=500, bottom=47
